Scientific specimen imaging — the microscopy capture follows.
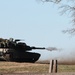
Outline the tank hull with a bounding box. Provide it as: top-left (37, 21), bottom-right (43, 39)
top-left (3, 51), bottom-right (41, 63)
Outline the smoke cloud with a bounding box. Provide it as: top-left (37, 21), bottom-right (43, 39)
top-left (46, 47), bottom-right (62, 51)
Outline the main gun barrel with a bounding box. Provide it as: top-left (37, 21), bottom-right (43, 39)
top-left (31, 46), bottom-right (45, 49)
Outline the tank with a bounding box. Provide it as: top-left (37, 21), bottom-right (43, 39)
top-left (0, 38), bottom-right (45, 62)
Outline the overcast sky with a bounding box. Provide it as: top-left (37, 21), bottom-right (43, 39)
top-left (0, 0), bottom-right (75, 50)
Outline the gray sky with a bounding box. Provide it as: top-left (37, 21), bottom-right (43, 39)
top-left (0, 0), bottom-right (75, 49)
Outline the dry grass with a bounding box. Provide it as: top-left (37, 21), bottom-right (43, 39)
top-left (58, 65), bottom-right (75, 72)
top-left (0, 61), bottom-right (75, 73)
top-left (0, 62), bottom-right (49, 73)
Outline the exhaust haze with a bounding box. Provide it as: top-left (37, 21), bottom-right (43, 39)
top-left (35, 47), bottom-right (75, 65)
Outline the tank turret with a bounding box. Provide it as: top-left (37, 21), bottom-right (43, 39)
top-left (0, 38), bottom-right (45, 51)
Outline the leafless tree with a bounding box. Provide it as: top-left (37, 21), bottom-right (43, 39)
top-left (39, 0), bottom-right (75, 34)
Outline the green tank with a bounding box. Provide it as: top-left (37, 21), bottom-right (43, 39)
top-left (0, 38), bottom-right (45, 62)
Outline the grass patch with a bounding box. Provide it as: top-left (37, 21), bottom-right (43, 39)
top-left (58, 65), bottom-right (75, 72)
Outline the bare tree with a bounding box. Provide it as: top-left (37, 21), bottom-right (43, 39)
top-left (39, 0), bottom-right (75, 34)
top-left (40, 0), bottom-right (61, 3)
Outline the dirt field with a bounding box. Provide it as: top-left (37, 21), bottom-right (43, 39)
top-left (0, 61), bottom-right (75, 74)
